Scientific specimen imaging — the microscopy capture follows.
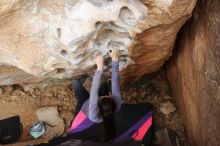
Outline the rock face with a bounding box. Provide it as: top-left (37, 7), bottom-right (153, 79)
top-left (167, 0), bottom-right (220, 145)
top-left (0, 0), bottom-right (196, 85)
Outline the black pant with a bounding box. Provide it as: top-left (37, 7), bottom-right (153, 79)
top-left (72, 80), bottom-right (110, 117)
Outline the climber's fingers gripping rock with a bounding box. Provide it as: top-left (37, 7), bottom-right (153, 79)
top-left (109, 46), bottom-right (119, 61)
top-left (95, 53), bottom-right (104, 71)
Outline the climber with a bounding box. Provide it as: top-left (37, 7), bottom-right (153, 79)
top-left (70, 46), bottom-right (121, 142)
top-left (35, 45), bottom-right (153, 146)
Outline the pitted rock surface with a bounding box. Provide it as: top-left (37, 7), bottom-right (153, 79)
top-left (0, 0), bottom-right (196, 85)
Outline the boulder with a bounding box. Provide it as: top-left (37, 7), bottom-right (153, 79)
top-left (0, 0), bottom-right (196, 85)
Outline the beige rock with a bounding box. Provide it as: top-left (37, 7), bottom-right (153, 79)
top-left (22, 84), bottom-right (35, 93)
top-left (160, 101), bottom-right (176, 115)
top-left (35, 106), bottom-right (63, 126)
top-left (164, 95), bottom-right (171, 100)
top-left (36, 106), bottom-right (65, 138)
top-left (35, 106), bottom-right (65, 138)
top-left (0, 0), bottom-right (196, 85)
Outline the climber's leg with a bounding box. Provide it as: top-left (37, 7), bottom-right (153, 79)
top-left (72, 79), bottom-right (90, 117)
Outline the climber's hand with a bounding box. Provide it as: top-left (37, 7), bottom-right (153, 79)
top-left (95, 53), bottom-right (104, 71)
top-left (109, 47), bottom-right (119, 61)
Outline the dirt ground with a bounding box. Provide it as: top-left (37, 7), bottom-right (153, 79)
top-left (0, 69), bottom-right (186, 145)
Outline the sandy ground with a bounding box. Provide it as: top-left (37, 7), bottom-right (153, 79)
top-left (0, 69), bottom-right (186, 145)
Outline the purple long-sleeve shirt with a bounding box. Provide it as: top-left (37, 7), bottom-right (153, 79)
top-left (81, 61), bottom-right (122, 123)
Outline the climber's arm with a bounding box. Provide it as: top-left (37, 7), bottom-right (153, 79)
top-left (112, 61), bottom-right (121, 112)
top-left (88, 54), bottom-right (103, 122)
top-left (109, 46), bottom-right (122, 112)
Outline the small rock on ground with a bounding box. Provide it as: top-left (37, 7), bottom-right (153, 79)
top-left (164, 95), bottom-right (171, 100)
top-left (36, 106), bottom-right (63, 126)
top-left (160, 101), bottom-right (176, 115)
top-left (35, 106), bottom-right (65, 138)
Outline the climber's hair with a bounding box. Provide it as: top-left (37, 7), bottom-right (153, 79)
top-left (98, 96), bottom-right (116, 142)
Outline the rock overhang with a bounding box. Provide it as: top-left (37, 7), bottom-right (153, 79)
top-left (0, 0), bottom-right (197, 85)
